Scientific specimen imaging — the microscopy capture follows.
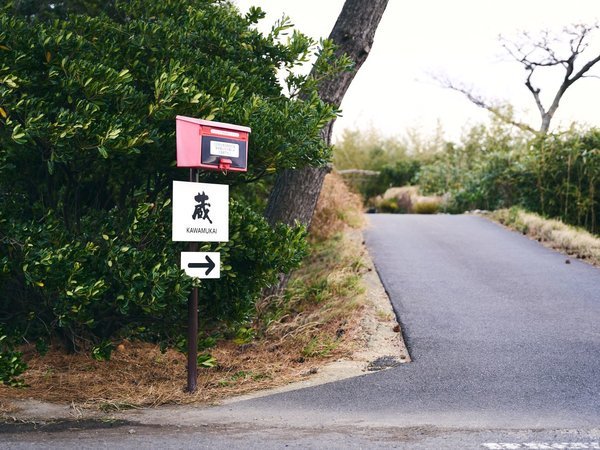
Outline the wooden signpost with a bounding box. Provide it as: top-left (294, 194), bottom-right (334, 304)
top-left (173, 117), bottom-right (250, 393)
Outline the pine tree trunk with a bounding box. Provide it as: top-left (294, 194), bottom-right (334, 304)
top-left (264, 164), bottom-right (331, 228)
top-left (264, 0), bottom-right (389, 293)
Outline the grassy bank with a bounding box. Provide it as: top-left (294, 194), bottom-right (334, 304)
top-left (488, 207), bottom-right (600, 266)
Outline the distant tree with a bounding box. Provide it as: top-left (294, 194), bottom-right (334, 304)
top-left (438, 23), bottom-right (600, 135)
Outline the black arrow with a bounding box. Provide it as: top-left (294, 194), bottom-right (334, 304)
top-left (188, 255), bottom-right (216, 276)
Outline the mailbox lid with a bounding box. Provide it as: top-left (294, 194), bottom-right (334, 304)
top-left (176, 115), bottom-right (251, 134)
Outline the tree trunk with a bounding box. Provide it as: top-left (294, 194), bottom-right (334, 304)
top-left (263, 0), bottom-right (389, 295)
top-left (264, 163), bottom-right (331, 227)
top-left (265, 0), bottom-right (389, 228)
top-left (539, 113), bottom-right (552, 135)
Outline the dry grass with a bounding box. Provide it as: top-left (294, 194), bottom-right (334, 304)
top-left (412, 199), bottom-right (440, 214)
top-left (375, 186), bottom-right (442, 214)
top-left (310, 172), bottom-right (364, 240)
top-left (0, 338), bottom-right (336, 411)
top-left (489, 208), bottom-right (600, 266)
top-left (0, 399), bottom-right (18, 414)
top-left (382, 186), bottom-right (420, 201)
top-left (0, 173), bottom-right (369, 412)
top-left (258, 233), bottom-right (367, 358)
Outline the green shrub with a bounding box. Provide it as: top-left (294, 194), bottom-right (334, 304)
top-left (523, 130), bottom-right (600, 233)
top-left (0, 330), bottom-right (27, 386)
top-left (417, 125), bottom-right (600, 232)
top-left (359, 159), bottom-right (421, 200)
top-left (0, 0), bottom-right (331, 354)
top-left (0, 194), bottom-right (307, 351)
top-left (333, 128), bottom-right (422, 199)
top-left (333, 128), bottom-right (409, 172)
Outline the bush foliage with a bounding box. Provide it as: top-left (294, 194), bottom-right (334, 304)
top-left (0, 328), bottom-right (27, 386)
top-left (333, 128), bottom-right (421, 199)
top-left (0, 0), bottom-right (336, 367)
top-left (418, 124), bottom-right (600, 233)
top-left (335, 120), bottom-right (599, 234)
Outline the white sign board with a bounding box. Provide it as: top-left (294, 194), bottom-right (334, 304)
top-left (172, 181), bottom-right (228, 242)
top-left (181, 252), bottom-right (220, 279)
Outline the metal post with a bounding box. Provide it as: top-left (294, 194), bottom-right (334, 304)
top-left (187, 168), bottom-right (199, 393)
top-left (187, 268), bottom-right (198, 393)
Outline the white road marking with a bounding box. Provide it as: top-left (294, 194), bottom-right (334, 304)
top-left (482, 444), bottom-right (600, 449)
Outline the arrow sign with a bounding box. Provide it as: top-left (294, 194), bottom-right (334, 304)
top-left (181, 252), bottom-right (220, 279)
top-left (187, 255), bottom-right (216, 276)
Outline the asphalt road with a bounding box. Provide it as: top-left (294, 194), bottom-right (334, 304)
top-left (3, 215), bottom-right (599, 449)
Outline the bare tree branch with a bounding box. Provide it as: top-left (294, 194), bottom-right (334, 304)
top-left (441, 22), bottom-right (600, 134)
top-left (433, 75), bottom-right (537, 134)
top-left (524, 67), bottom-right (545, 118)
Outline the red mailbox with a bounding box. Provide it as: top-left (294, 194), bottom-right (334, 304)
top-left (176, 115), bottom-right (251, 172)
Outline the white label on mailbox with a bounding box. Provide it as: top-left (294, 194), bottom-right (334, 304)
top-left (210, 141), bottom-right (239, 158)
top-left (172, 181), bottom-right (228, 242)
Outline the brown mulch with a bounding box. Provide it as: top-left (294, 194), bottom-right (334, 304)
top-left (0, 337), bottom-right (343, 411)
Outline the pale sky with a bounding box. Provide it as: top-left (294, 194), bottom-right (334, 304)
top-left (233, 0), bottom-right (600, 143)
